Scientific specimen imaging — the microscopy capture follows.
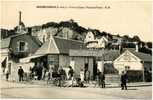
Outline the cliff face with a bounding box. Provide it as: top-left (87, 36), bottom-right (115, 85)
top-left (31, 20), bottom-right (88, 41)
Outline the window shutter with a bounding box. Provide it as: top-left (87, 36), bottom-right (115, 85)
top-left (17, 42), bottom-right (20, 52)
top-left (25, 42), bottom-right (28, 51)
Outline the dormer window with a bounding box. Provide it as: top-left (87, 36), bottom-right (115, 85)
top-left (17, 41), bottom-right (28, 52)
top-left (19, 41), bottom-right (25, 51)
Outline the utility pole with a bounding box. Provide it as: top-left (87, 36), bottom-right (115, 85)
top-left (142, 61), bottom-right (145, 82)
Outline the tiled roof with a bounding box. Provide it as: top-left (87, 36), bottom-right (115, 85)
top-left (54, 37), bottom-right (85, 54)
top-left (0, 38), bottom-right (11, 49)
top-left (0, 34), bottom-right (42, 49)
top-left (124, 48), bottom-right (152, 62)
top-left (30, 36), bottom-right (42, 46)
top-left (34, 38), bottom-right (55, 55)
top-left (34, 36), bottom-right (86, 55)
top-left (104, 50), bottom-right (120, 61)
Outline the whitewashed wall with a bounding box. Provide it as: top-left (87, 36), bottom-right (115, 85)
top-left (113, 50), bottom-right (145, 74)
top-left (86, 42), bottom-right (98, 48)
top-left (8, 61), bottom-right (34, 81)
top-left (84, 31), bottom-right (95, 43)
top-left (114, 61), bottom-right (143, 74)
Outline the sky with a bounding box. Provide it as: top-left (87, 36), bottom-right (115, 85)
top-left (1, 1), bottom-right (152, 42)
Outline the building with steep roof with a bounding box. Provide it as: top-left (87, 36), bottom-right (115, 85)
top-left (20, 36), bottom-right (86, 78)
top-left (0, 33), bottom-right (42, 81)
top-left (114, 49), bottom-right (152, 82)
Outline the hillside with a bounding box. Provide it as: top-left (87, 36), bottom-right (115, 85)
top-left (0, 19), bottom-right (152, 54)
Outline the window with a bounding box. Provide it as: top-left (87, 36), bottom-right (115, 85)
top-left (19, 41), bottom-right (25, 51)
top-left (17, 41), bottom-right (28, 52)
top-left (125, 66), bottom-right (130, 70)
top-left (113, 39), bottom-right (118, 43)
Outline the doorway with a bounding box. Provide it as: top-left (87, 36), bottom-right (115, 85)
top-left (93, 58), bottom-right (97, 80)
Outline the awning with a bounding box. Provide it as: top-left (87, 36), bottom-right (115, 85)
top-left (20, 54), bottom-right (45, 63)
top-left (0, 56), bottom-right (7, 63)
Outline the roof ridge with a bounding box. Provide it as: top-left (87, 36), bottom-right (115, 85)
top-left (127, 49), bottom-right (151, 56)
top-left (53, 36), bottom-right (83, 43)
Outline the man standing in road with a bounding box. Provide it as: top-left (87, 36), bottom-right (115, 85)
top-left (95, 69), bottom-right (101, 87)
top-left (121, 71), bottom-right (128, 90)
top-left (18, 66), bottom-right (24, 82)
top-left (101, 73), bottom-right (105, 88)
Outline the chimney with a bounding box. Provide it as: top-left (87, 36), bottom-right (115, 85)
top-left (135, 42), bottom-right (139, 52)
top-left (19, 11), bottom-right (22, 25)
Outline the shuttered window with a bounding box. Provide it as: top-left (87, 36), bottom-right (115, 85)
top-left (17, 41), bottom-right (28, 52)
top-left (19, 41), bottom-right (25, 51)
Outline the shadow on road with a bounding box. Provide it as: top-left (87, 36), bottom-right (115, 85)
top-left (126, 88), bottom-right (137, 90)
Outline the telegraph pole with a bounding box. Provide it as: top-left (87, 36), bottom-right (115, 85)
top-left (142, 61), bottom-right (145, 82)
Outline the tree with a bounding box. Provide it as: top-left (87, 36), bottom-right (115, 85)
top-left (132, 35), bottom-right (141, 42)
top-left (116, 34), bottom-right (120, 37)
top-left (123, 35), bottom-right (130, 41)
top-left (42, 22), bottom-right (59, 28)
top-left (139, 47), bottom-right (152, 55)
top-left (101, 31), bottom-right (107, 36)
top-left (146, 42), bottom-right (152, 48)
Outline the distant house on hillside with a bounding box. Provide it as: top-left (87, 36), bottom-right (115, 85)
top-left (31, 26), bottom-right (84, 43)
top-left (96, 36), bottom-right (108, 48)
top-left (110, 35), bottom-right (123, 50)
top-left (32, 27), bottom-right (58, 43)
top-left (57, 27), bottom-right (76, 39)
top-left (84, 31), bottom-right (109, 49)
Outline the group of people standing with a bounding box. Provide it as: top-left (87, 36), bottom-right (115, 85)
top-left (4, 64), bottom-right (128, 90)
top-left (4, 66), bottom-right (24, 82)
top-left (48, 66), bottom-right (67, 87)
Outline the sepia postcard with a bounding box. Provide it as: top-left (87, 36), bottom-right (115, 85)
top-left (0, 0), bottom-right (152, 99)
